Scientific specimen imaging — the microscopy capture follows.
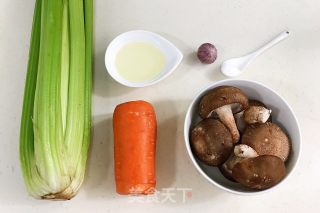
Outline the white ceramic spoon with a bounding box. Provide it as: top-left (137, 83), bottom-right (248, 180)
top-left (221, 31), bottom-right (290, 77)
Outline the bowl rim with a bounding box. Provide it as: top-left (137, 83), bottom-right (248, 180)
top-left (183, 79), bottom-right (301, 195)
top-left (104, 30), bottom-right (183, 88)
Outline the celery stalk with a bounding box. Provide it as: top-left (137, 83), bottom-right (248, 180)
top-left (20, 0), bottom-right (93, 200)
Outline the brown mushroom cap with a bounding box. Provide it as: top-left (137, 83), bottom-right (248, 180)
top-left (242, 122), bottom-right (290, 161)
top-left (191, 119), bottom-right (233, 166)
top-left (199, 86), bottom-right (249, 118)
top-left (231, 155), bottom-right (286, 190)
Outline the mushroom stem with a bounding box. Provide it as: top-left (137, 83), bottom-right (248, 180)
top-left (234, 144), bottom-right (258, 158)
top-left (215, 104), bottom-right (240, 143)
top-left (234, 111), bottom-right (246, 133)
top-left (243, 106), bottom-right (272, 124)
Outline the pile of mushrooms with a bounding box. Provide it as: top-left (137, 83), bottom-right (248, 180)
top-left (190, 86), bottom-right (290, 190)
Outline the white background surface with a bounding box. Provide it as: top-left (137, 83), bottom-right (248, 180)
top-left (0, 0), bottom-right (319, 212)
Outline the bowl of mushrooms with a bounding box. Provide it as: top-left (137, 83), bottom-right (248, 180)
top-left (184, 79), bottom-right (301, 195)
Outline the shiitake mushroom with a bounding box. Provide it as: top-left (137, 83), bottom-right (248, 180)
top-left (219, 144), bottom-right (258, 181)
top-left (243, 100), bottom-right (272, 124)
top-left (192, 86), bottom-right (291, 190)
top-left (242, 122), bottom-right (291, 162)
top-left (235, 99), bottom-right (272, 133)
top-left (191, 119), bottom-right (233, 166)
top-left (199, 86), bottom-right (249, 143)
top-left (231, 155), bottom-right (286, 190)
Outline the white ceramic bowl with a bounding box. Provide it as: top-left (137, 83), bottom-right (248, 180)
top-left (184, 79), bottom-right (301, 195)
top-left (105, 30), bottom-right (183, 87)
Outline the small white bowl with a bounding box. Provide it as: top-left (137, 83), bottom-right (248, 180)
top-left (105, 30), bottom-right (183, 87)
top-left (184, 79), bottom-right (301, 195)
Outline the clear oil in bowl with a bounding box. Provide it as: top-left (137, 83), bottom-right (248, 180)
top-left (115, 42), bottom-right (166, 82)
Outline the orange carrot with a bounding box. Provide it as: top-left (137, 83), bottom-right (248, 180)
top-left (113, 100), bottom-right (157, 195)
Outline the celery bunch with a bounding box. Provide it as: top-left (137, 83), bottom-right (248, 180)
top-left (20, 0), bottom-right (93, 200)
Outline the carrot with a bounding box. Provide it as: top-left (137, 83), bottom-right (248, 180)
top-left (113, 100), bottom-right (157, 195)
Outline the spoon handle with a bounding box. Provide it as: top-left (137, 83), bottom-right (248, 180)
top-left (250, 31), bottom-right (290, 58)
